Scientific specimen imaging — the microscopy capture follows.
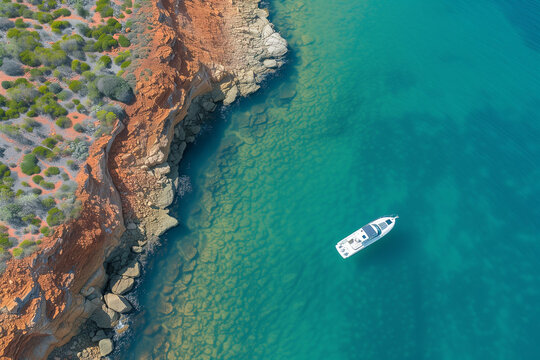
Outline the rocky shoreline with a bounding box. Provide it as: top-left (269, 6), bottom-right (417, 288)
top-left (2, 0), bottom-right (288, 358)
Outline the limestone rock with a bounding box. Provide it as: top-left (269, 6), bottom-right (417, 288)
top-left (263, 59), bottom-right (278, 68)
top-left (110, 276), bottom-right (135, 295)
top-left (121, 261), bottom-right (141, 278)
top-left (99, 338), bottom-right (114, 356)
top-left (223, 85), bottom-right (238, 105)
top-left (104, 293), bottom-right (133, 313)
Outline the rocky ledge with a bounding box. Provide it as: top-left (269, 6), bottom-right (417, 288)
top-left (0, 0), bottom-right (286, 358)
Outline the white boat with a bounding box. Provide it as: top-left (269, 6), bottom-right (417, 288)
top-left (335, 216), bottom-right (399, 259)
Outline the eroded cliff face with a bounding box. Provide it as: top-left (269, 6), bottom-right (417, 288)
top-left (0, 0), bottom-right (286, 358)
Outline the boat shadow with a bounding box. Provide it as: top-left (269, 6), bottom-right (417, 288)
top-left (350, 226), bottom-right (416, 269)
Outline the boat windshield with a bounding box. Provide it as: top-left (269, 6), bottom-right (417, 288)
top-left (372, 224), bottom-right (382, 235)
top-left (361, 224), bottom-right (378, 238)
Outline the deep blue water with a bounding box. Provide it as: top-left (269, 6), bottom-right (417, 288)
top-left (121, 0), bottom-right (540, 358)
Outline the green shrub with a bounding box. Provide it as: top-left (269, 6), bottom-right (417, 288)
top-left (6, 83), bottom-right (40, 105)
top-left (12, 247), bottom-right (23, 258)
top-left (94, 34), bottom-right (117, 52)
top-left (50, 20), bottom-right (70, 33)
top-left (32, 145), bottom-right (54, 159)
top-left (41, 197), bottom-right (55, 209)
top-left (120, 60), bottom-right (131, 69)
top-left (32, 174), bottom-right (43, 183)
top-left (98, 55), bottom-right (111, 68)
top-left (0, 234), bottom-right (12, 249)
top-left (34, 47), bottom-right (68, 67)
top-left (82, 71), bottom-right (95, 81)
top-left (19, 49), bottom-right (41, 67)
top-left (20, 154), bottom-right (40, 175)
top-left (56, 90), bottom-right (71, 101)
top-left (35, 12), bottom-right (53, 24)
top-left (40, 226), bottom-right (50, 236)
top-left (14, 18), bottom-right (28, 28)
top-left (6, 28), bottom-right (40, 51)
top-left (73, 123), bottom-right (85, 133)
top-left (75, 3), bottom-right (88, 18)
top-left (68, 80), bottom-right (83, 93)
top-left (21, 181), bottom-right (30, 187)
top-left (44, 166), bottom-right (60, 176)
top-left (31, 188), bottom-right (42, 195)
top-left (96, 76), bottom-right (134, 103)
top-left (36, 93), bottom-right (68, 117)
top-left (55, 116), bottom-right (72, 128)
top-left (118, 35), bottom-right (130, 47)
top-left (76, 104), bottom-right (85, 113)
top-left (40, 181), bottom-right (55, 189)
top-left (42, 137), bottom-right (58, 149)
top-left (52, 8), bottom-right (70, 18)
top-left (46, 207), bottom-right (65, 226)
top-left (19, 239), bottom-right (35, 248)
top-left (48, 82), bottom-right (62, 94)
top-left (1, 81), bottom-right (12, 90)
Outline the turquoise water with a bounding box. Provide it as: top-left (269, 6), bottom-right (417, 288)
top-left (121, 0), bottom-right (540, 359)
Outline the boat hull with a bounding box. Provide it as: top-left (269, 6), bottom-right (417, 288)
top-left (335, 216), bottom-right (398, 259)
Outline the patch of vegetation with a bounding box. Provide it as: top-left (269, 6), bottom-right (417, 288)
top-left (118, 35), bottom-right (130, 47)
top-left (32, 145), bottom-right (54, 159)
top-left (96, 76), bottom-right (134, 103)
top-left (44, 167), bottom-right (60, 176)
top-left (12, 247), bottom-right (23, 258)
top-left (71, 59), bottom-right (90, 73)
top-left (55, 116), bottom-right (72, 128)
top-left (20, 153), bottom-right (40, 175)
top-left (46, 207), bottom-right (65, 226)
top-left (32, 175), bottom-right (44, 184)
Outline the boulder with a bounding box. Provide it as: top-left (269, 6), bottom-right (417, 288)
top-left (110, 276), bottom-right (135, 295)
top-left (121, 261), bottom-right (141, 278)
top-left (104, 293), bottom-right (132, 313)
top-left (99, 338), bottom-right (114, 356)
top-left (92, 330), bottom-right (107, 342)
top-left (263, 59), bottom-right (278, 68)
top-left (91, 305), bottom-right (119, 329)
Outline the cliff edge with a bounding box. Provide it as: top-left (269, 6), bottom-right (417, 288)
top-left (0, 0), bottom-right (286, 358)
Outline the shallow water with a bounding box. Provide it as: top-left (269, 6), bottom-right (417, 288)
top-left (121, 0), bottom-right (540, 358)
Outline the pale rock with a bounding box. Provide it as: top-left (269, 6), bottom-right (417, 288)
top-left (131, 246), bottom-right (143, 253)
top-left (104, 293), bottom-right (133, 313)
top-left (263, 59), bottom-right (278, 68)
top-left (110, 276), bottom-right (135, 295)
top-left (99, 338), bottom-right (114, 356)
top-left (223, 85), bottom-right (239, 105)
top-left (261, 24), bottom-right (274, 38)
top-left (154, 182), bottom-right (174, 208)
top-left (122, 261), bottom-right (141, 278)
top-left (153, 163), bottom-right (171, 177)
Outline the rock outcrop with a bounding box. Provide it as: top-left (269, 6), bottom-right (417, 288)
top-left (0, 0), bottom-right (286, 358)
